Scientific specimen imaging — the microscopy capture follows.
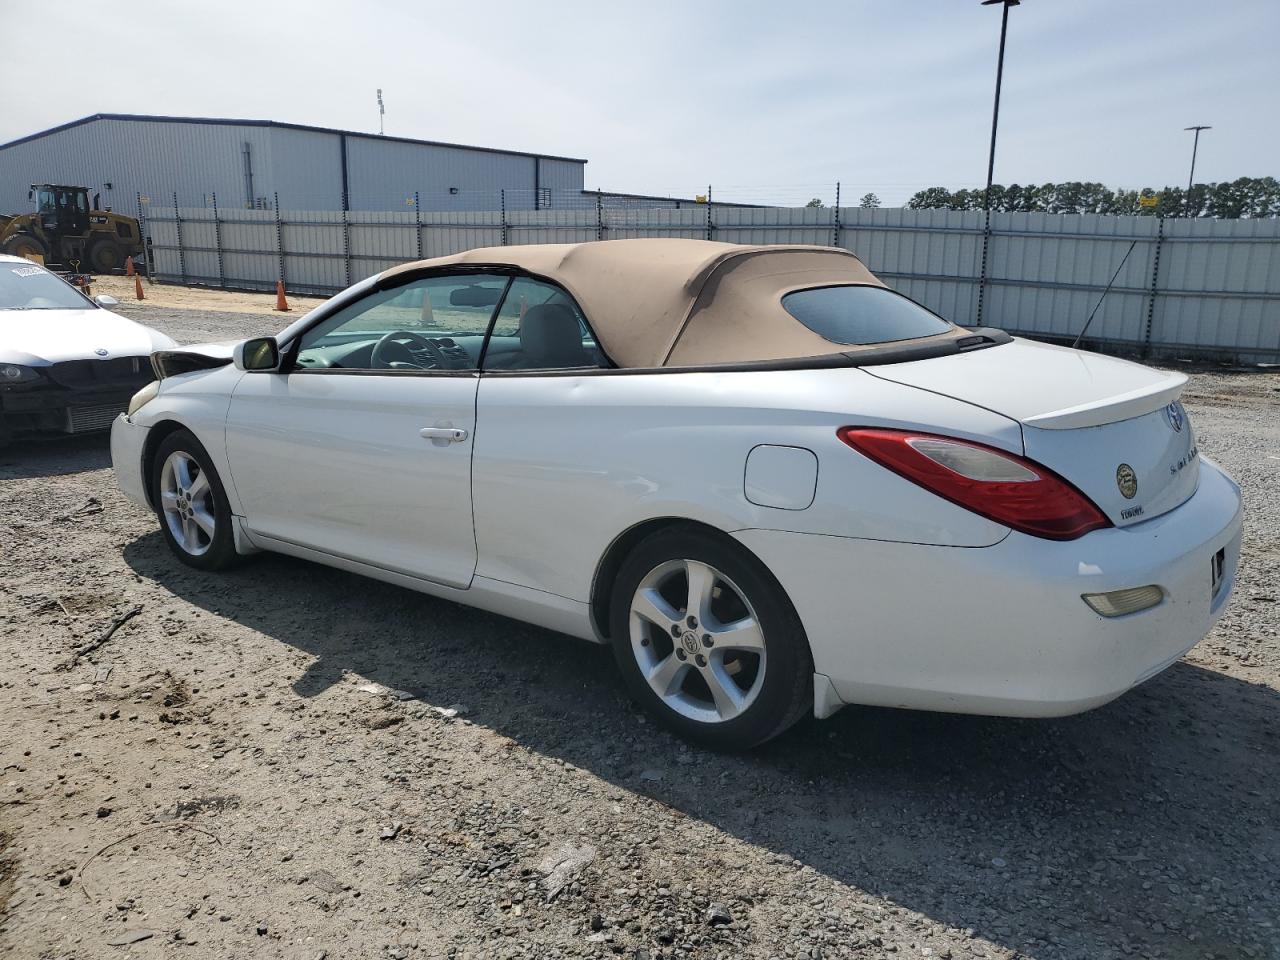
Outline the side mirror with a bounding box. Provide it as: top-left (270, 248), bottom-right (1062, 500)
top-left (93, 294), bottom-right (119, 307)
top-left (233, 337), bottom-right (281, 372)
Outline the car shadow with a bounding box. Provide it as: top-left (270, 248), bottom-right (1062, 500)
top-left (0, 433), bottom-right (112, 479)
top-left (122, 532), bottom-right (1278, 958)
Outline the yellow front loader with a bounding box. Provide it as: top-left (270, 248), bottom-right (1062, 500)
top-left (1, 184), bottom-right (144, 272)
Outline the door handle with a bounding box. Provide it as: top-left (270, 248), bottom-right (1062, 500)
top-left (419, 427), bottom-right (468, 442)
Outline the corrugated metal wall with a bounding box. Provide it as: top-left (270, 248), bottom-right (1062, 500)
top-left (266, 127), bottom-right (344, 209)
top-left (141, 204), bottom-right (1280, 363)
top-left (0, 117), bottom-right (587, 215)
top-left (343, 137), bottom-right (551, 211)
top-left (0, 118), bottom-right (276, 216)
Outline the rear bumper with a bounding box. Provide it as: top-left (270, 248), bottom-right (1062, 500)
top-left (736, 458), bottom-right (1243, 718)
top-left (110, 413), bottom-right (151, 509)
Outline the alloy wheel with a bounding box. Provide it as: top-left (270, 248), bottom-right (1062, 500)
top-left (159, 450), bottom-right (216, 556)
top-left (628, 558), bottom-right (767, 723)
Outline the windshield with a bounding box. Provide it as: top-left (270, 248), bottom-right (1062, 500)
top-left (781, 284), bottom-right (952, 345)
top-left (0, 262), bottom-right (94, 311)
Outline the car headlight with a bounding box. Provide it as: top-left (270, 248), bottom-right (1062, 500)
top-left (1, 363), bottom-right (40, 384)
top-left (127, 380), bottom-right (160, 416)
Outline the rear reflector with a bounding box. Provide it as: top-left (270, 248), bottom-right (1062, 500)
top-left (1082, 585), bottom-right (1164, 617)
top-left (838, 427), bottom-right (1111, 541)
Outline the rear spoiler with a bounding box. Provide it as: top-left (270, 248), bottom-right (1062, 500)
top-left (1021, 372), bottom-right (1188, 430)
top-left (151, 348), bottom-right (233, 380)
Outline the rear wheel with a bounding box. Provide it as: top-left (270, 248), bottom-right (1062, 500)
top-left (609, 527), bottom-right (812, 750)
top-left (151, 429), bottom-right (239, 571)
top-left (1, 233), bottom-right (48, 261)
top-left (88, 238), bottom-right (125, 272)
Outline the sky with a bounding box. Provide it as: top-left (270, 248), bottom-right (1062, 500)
top-left (2, 0), bottom-right (1276, 207)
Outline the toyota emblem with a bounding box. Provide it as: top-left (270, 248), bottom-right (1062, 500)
top-left (95, 348), bottom-right (109, 357)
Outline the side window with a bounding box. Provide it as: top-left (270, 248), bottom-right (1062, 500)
top-left (482, 277), bottom-right (606, 371)
top-left (293, 273), bottom-right (509, 372)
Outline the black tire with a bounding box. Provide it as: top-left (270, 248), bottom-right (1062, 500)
top-left (2, 233), bottom-right (48, 260)
top-left (609, 526), bottom-right (813, 751)
top-left (88, 238), bottom-right (125, 273)
top-left (150, 429), bottom-right (240, 571)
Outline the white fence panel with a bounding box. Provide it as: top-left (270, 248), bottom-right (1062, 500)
top-left (605, 208), bottom-right (706, 239)
top-left (141, 204), bottom-right (1279, 363)
top-left (421, 211), bottom-right (503, 259)
top-left (841, 208), bottom-right (983, 326)
top-left (1155, 218), bottom-right (1280, 359)
top-left (280, 210), bottom-right (345, 293)
top-left (717, 206), bottom-right (833, 246)
top-left (508, 208), bottom-right (598, 246)
top-left (349, 210), bottom-right (419, 279)
top-left (983, 212), bottom-right (1159, 345)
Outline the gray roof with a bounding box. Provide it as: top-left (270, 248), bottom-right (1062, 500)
top-left (0, 113), bottom-right (588, 165)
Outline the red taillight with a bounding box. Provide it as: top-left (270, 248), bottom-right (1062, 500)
top-left (837, 427), bottom-right (1111, 541)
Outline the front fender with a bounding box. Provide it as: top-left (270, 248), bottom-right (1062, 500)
top-left (129, 364), bottom-right (244, 514)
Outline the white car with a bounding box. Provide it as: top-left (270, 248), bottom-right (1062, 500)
top-left (110, 239), bottom-right (1242, 749)
top-left (0, 254), bottom-right (176, 443)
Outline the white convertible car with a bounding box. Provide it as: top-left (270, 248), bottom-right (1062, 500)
top-left (111, 239), bottom-right (1242, 749)
top-left (1, 254), bottom-right (176, 443)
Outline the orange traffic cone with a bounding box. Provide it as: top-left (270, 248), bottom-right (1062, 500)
top-left (134, 275), bottom-right (145, 300)
top-left (125, 256), bottom-right (135, 277)
top-left (274, 280), bottom-right (290, 312)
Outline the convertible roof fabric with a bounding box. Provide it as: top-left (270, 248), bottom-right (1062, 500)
top-left (378, 238), bottom-right (960, 368)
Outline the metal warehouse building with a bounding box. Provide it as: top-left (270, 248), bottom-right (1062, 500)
top-left (0, 113), bottom-right (588, 216)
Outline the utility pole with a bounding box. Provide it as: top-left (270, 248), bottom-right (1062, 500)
top-left (980, 0), bottom-right (1018, 213)
top-left (976, 0), bottom-right (1019, 326)
top-left (1183, 125), bottom-right (1210, 217)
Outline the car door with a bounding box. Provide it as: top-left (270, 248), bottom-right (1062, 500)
top-left (225, 271), bottom-right (511, 588)
top-left (471, 274), bottom-right (614, 598)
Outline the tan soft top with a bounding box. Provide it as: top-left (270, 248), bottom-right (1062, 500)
top-left (379, 238), bottom-right (959, 368)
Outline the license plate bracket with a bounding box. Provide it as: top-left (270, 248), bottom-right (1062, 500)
top-left (1210, 547), bottom-right (1226, 599)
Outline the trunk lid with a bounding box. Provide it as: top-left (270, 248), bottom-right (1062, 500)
top-left (868, 337), bottom-right (1198, 527)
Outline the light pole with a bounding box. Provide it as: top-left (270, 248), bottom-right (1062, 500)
top-left (1183, 125), bottom-right (1210, 217)
top-left (981, 0), bottom-right (1019, 212)
top-left (976, 0), bottom-right (1019, 325)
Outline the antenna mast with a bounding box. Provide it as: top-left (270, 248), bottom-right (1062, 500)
top-left (377, 89), bottom-right (385, 135)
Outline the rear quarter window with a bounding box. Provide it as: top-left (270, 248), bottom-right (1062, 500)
top-left (782, 285), bottom-right (952, 345)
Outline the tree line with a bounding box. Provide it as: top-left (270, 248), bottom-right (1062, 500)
top-left (904, 176), bottom-right (1279, 218)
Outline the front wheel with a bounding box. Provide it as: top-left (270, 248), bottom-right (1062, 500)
top-left (2, 233), bottom-right (48, 261)
top-left (609, 527), bottom-right (813, 750)
top-left (151, 429), bottom-right (240, 570)
top-left (88, 239), bottom-right (125, 272)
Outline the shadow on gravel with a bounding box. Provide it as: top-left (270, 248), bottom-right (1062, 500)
top-left (0, 434), bottom-right (112, 479)
top-left (124, 532), bottom-right (1279, 959)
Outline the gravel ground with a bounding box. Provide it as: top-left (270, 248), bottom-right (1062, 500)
top-left (1, 291), bottom-right (1278, 960)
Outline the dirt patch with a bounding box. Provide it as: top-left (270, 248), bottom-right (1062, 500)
top-left (0, 832), bottom-right (14, 922)
top-left (92, 274), bottom-right (328, 316)
top-left (0, 303), bottom-right (1277, 958)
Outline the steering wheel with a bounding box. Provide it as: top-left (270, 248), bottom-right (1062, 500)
top-left (371, 330), bottom-right (451, 370)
